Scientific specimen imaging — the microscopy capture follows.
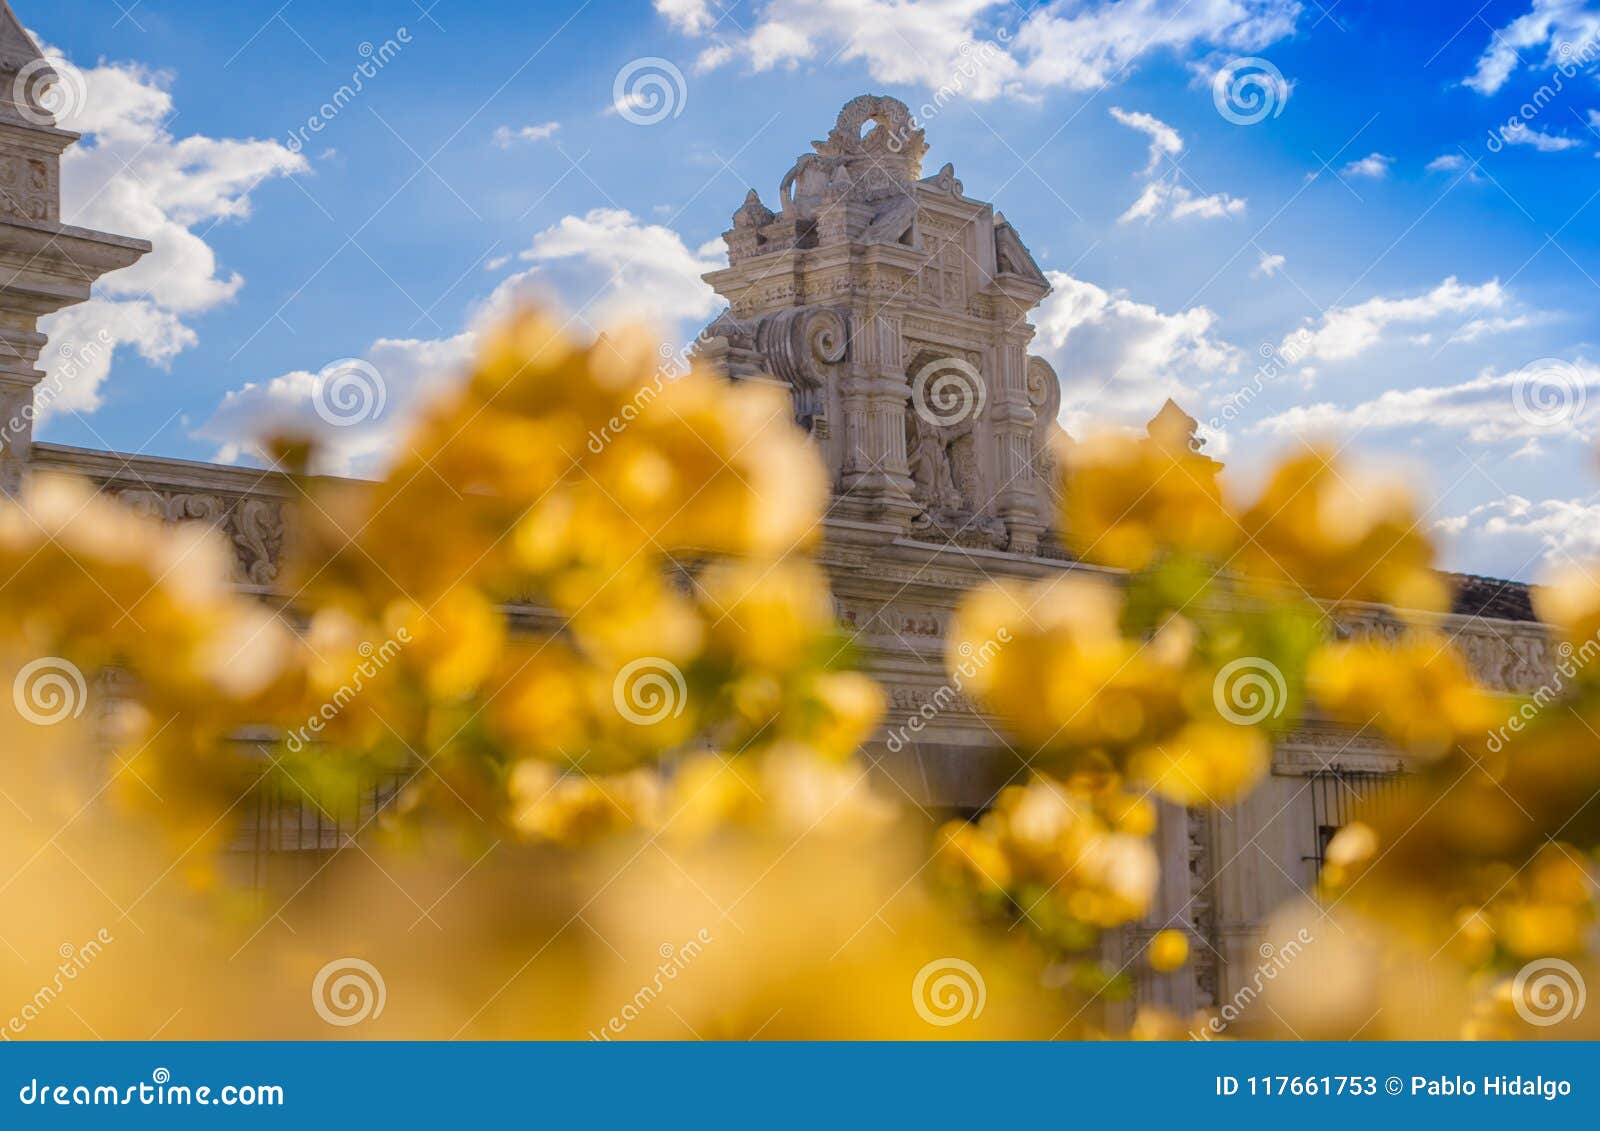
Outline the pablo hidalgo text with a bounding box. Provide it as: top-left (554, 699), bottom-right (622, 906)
top-left (1411, 1075), bottom-right (1572, 1100)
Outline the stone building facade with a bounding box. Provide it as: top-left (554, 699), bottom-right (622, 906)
top-left (0, 18), bottom-right (1555, 1023)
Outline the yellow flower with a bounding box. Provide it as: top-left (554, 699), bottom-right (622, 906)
top-left (1236, 448), bottom-right (1445, 613)
top-left (1060, 432), bottom-right (1235, 570)
top-left (508, 760), bottom-right (661, 844)
top-left (1129, 720), bottom-right (1270, 806)
top-left (1309, 632), bottom-right (1498, 759)
top-left (1148, 929), bottom-right (1190, 972)
top-left (1534, 562), bottom-right (1600, 650)
top-left (698, 559), bottom-right (835, 673)
top-left (805, 671), bottom-right (886, 759)
top-left (949, 574), bottom-right (1189, 757)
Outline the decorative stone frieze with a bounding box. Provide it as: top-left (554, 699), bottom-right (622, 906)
top-left (31, 444), bottom-right (290, 586)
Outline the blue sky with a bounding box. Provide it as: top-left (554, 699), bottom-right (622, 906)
top-left (25, 0), bottom-right (1600, 580)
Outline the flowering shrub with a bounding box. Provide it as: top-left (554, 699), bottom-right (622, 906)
top-left (0, 310), bottom-right (1592, 1039)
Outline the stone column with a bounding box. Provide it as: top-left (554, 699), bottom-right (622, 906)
top-left (988, 335), bottom-right (1043, 554)
top-left (838, 308), bottom-right (919, 526)
top-left (0, 314), bottom-right (46, 493)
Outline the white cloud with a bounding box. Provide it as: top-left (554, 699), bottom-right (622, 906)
top-left (1283, 277), bottom-right (1512, 364)
top-left (1253, 250), bottom-right (1286, 277)
top-left (1426, 153), bottom-right (1466, 172)
top-left (657, 0), bottom-right (716, 34)
top-left (1439, 494), bottom-right (1600, 579)
top-left (34, 45), bottom-right (304, 417)
top-left (1451, 315), bottom-right (1537, 343)
top-left (197, 209), bottom-right (722, 475)
top-left (664, 0), bottom-right (1301, 99)
top-left (1109, 106), bottom-right (1246, 223)
top-left (1252, 358), bottom-right (1600, 447)
top-left (1120, 181), bottom-right (1247, 222)
top-left (1014, 0), bottom-right (1302, 93)
top-left (492, 121), bottom-right (560, 147)
top-left (1032, 268), bottom-right (1240, 430)
top-left (675, 0), bottom-right (1023, 96)
top-left (1496, 121), bottom-right (1583, 151)
top-left (1341, 152), bottom-right (1392, 178)
top-left (515, 207), bottom-right (722, 330)
top-left (1464, 0), bottom-right (1600, 94)
top-left (197, 332), bottom-right (475, 476)
top-left (1109, 106), bottom-right (1182, 175)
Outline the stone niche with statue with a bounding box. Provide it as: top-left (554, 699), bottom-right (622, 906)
top-left (696, 94), bottom-right (1065, 555)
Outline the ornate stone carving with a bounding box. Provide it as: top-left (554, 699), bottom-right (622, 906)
top-left (1027, 355), bottom-right (1064, 513)
top-left (703, 94), bottom-right (1061, 543)
top-left (1332, 607), bottom-right (1554, 693)
top-left (1186, 807), bottom-right (1219, 1009)
top-left (105, 485), bottom-right (284, 585)
top-left (233, 498), bottom-right (287, 585)
top-left (755, 305), bottom-right (848, 429)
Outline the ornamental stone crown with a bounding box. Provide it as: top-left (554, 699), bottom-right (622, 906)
top-left (696, 93), bottom-right (1064, 555)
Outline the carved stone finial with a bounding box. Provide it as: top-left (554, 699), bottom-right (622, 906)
top-left (817, 94), bottom-right (926, 173)
top-left (724, 188), bottom-right (776, 261)
top-left (0, 1), bottom-right (55, 126)
top-left (924, 161), bottom-right (963, 196)
top-left (733, 188), bottom-right (773, 227)
top-left (1147, 398), bottom-right (1206, 455)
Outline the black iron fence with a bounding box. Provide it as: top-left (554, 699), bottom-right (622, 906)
top-left (1302, 765), bottom-right (1405, 882)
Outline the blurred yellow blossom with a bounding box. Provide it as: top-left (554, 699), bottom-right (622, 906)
top-left (1060, 431), bottom-right (1234, 570)
top-left (1309, 631), bottom-right (1500, 760)
top-left (1147, 929), bottom-right (1190, 973)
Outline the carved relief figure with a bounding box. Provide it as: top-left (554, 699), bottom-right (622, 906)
top-left (906, 412), bottom-right (964, 512)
